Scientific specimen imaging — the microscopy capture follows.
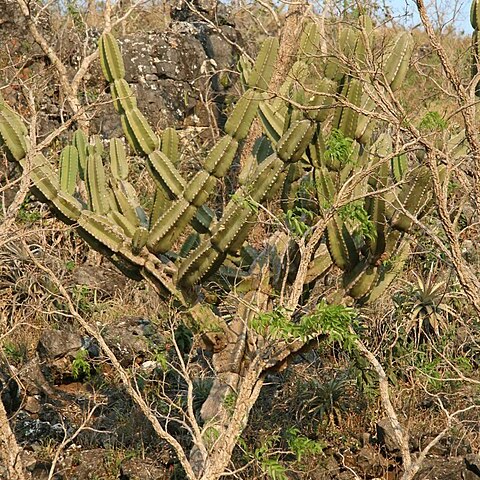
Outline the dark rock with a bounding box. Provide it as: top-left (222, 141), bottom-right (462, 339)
top-left (170, 0), bottom-right (232, 24)
top-left (465, 454), bottom-right (480, 476)
top-left (355, 444), bottom-right (389, 476)
top-left (71, 264), bottom-right (127, 296)
top-left (17, 356), bottom-right (55, 396)
top-left (414, 456), bottom-right (469, 479)
top-left (120, 457), bottom-right (168, 479)
top-left (0, 365), bottom-right (21, 414)
top-left (376, 418), bottom-right (401, 453)
top-left (59, 448), bottom-right (112, 479)
top-left (307, 455), bottom-right (340, 480)
top-left (24, 396), bottom-right (41, 415)
top-left (15, 409), bottom-right (65, 444)
top-left (102, 317), bottom-right (164, 366)
top-left (37, 330), bottom-right (83, 360)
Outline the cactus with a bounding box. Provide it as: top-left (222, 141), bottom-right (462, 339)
top-left (59, 146), bottom-right (79, 195)
top-left (383, 32), bottom-right (414, 91)
top-left (0, 18), bottom-right (442, 309)
top-left (85, 153), bottom-right (109, 215)
top-left (0, 104), bottom-right (29, 162)
top-left (242, 17), bottom-right (434, 304)
top-left (99, 33), bottom-right (125, 82)
top-left (110, 138), bottom-right (128, 181)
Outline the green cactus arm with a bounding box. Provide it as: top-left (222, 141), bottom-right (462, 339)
top-left (0, 107), bottom-right (29, 162)
top-left (177, 242), bottom-right (224, 287)
top-left (224, 90), bottom-right (265, 140)
top-left (446, 130), bottom-right (468, 158)
top-left (472, 0), bottom-right (480, 29)
top-left (354, 91), bottom-right (376, 144)
top-left (161, 127), bottom-right (180, 164)
top-left (343, 260), bottom-right (379, 299)
top-left (111, 79), bottom-right (137, 113)
top-left (59, 145), bottom-right (79, 195)
top-left (389, 166), bottom-right (432, 232)
top-left (332, 78), bottom-right (362, 140)
top-left (247, 37), bottom-right (279, 91)
top-left (178, 154), bottom-right (285, 286)
top-left (147, 199), bottom-right (196, 253)
top-left (132, 227), bottom-right (149, 255)
top-left (111, 179), bottom-right (141, 228)
top-left (180, 233), bottom-right (200, 258)
top-left (109, 210), bottom-right (137, 237)
top-left (326, 215), bottom-right (359, 271)
top-left (28, 154), bottom-right (61, 201)
top-left (78, 210), bottom-right (126, 252)
top-left (149, 187), bottom-right (168, 229)
top-left (315, 167), bottom-right (336, 206)
top-left (191, 205), bottom-right (215, 234)
top-left (258, 102), bottom-right (283, 144)
top-left (305, 244), bottom-right (333, 283)
top-left (110, 138), bottom-right (129, 180)
top-left (99, 33), bottom-right (126, 82)
top-left (363, 241), bottom-right (411, 303)
top-left (391, 153), bottom-right (408, 183)
top-left (305, 78), bottom-right (337, 123)
top-left (204, 136), bottom-right (239, 178)
top-left (85, 153), bottom-right (110, 215)
top-left (72, 130), bottom-right (88, 179)
top-left (383, 32), bottom-right (414, 91)
top-left (123, 107), bottom-right (159, 155)
top-left (276, 120), bottom-right (315, 164)
top-left (299, 22), bottom-right (321, 58)
top-left (146, 150), bottom-right (185, 199)
top-left (51, 191), bottom-right (83, 222)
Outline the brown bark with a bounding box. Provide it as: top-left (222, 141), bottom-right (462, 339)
top-left (0, 400), bottom-right (25, 480)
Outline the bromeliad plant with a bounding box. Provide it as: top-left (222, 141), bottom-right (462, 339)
top-left (0, 15), bottom-right (450, 480)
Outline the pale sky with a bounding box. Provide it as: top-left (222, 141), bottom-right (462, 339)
top-left (384, 0), bottom-right (472, 34)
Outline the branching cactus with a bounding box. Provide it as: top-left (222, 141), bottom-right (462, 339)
top-left (1, 34), bottom-right (318, 301)
top-left (0, 19), bottom-right (446, 308)
top-left (242, 17), bottom-right (442, 304)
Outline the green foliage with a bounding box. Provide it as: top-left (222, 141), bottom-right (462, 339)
top-left (296, 374), bottom-right (352, 424)
top-left (419, 111), bottom-right (447, 131)
top-left (260, 458), bottom-right (288, 480)
top-left (251, 434), bottom-right (288, 480)
top-left (71, 285), bottom-right (98, 314)
top-left (284, 206), bottom-right (314, 237)
top-left (174, 324), bottom-right (193, 354)
top-left (71, 349), bottom-right (91, 380)
top-left (192, 378), bottom-right (213, 412)
top-left (250, 302), bottom-right (357, 346)
top-left (18, 196), bottom-right (42, 223)
top-left (231, 193), bottom-right (259, 213)
top-left (285, 427), bottom-right (324, 461)
top-left (324, 129), bottom-right (354, 168)
top-left (394, 266), bottom-right (459, 344)
top-left (66, 0), bottom-right (85, 29)
top-left (3, 341), bottom-right (27, 364)
top-left (223, 392), bottom-right (237, 416)
top-left (204, 426), bottom-right (220, 447)
top-left (338, 201), bottom-right (376, 242)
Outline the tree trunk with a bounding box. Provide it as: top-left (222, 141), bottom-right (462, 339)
top-left (0, 399), bottom-right (25, 480)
